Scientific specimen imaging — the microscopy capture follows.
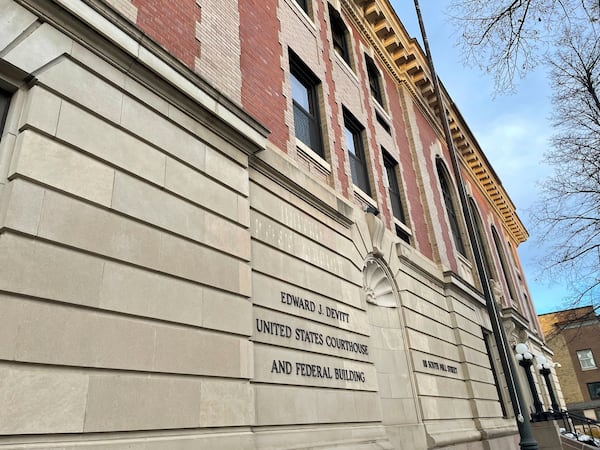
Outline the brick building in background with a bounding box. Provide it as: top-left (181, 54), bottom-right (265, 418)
top-left (0, 0), bottom-right (555, 449)
top-left (539, 307), bottom-right (600, 420)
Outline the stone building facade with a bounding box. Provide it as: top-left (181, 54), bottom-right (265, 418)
top-left (0, 0), bottom-right (553, 449)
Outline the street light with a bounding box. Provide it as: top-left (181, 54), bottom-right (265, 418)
top-left (515, 343), bottom-right (544, 420)
top-left (412, 0), bottom-right (540, 447)
top-left (535, 355), bottom-right (561, 413)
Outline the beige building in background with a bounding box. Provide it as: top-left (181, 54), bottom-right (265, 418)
top-left (540, 307), bottom-right (600, 420)
top-left (0, 0), bottom-right (555, 449)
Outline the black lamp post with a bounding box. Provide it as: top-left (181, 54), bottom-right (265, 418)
top-left (413, 1), bottom-right (539, 447)
top-left (535, 355), bottom-right (561, 413)
top-left (515, 343), bottom-right (544, 420)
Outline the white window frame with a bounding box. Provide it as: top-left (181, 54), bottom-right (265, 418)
top-left (577, 349), bottom-right (597, 370)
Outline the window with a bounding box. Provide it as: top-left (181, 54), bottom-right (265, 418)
top-left (588, 382), bottom-right (600, 400)
top-left (294, 0), bottom-right (309, 13)
top-left (468, 197), bottom-right (496, 283)
top-left (0, 89), bottom-right (10, 137)
top-left (329, 5), bottom-right (351, 66)
top-left (383, 150), bottom-right (410, 243)
top-left (383, 150), bottom-right (405, 223)
top-left (577, 349), bottom-right (597, 370)
top-left (376, 112), bottom-right (391, 134)
top-left (491, 226), bottom-right (518, 302)
top-left (436, 159), bottom-right (466, 255)
top-left (365, 54), bottom-right (383, 106)
top-left (343, 108), bottom-right (370, 195)
top-left (290, 51), bottom-right (323, 157)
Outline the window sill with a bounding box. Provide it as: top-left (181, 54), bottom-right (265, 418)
top-left (353, 184), bottom-right (377, 208)
top-left (581, 366), bottom-right (598, 371)
top-left (373, 99), bottom-right (389, 120)
top-left (334, 52), bottom-right (358, 84)
top-left (393, 218), bottom-right (412, 237)
top-left (296, 138), bottom-right (331, 173)
top-left (285, 0), bottom-right (317, 33)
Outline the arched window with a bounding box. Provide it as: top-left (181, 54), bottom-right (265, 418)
top-left (468, 197), bottom-right (496, 283)
top-left (491, 226), bottom-right (518, 303)
top-left (436, 159), bottom-right (466, 255)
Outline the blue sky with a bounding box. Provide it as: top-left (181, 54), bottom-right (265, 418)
top-left (389, 1), bottom-right (571, 314)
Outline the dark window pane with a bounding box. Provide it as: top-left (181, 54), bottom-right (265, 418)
top-left (383, 152), bottom-right (406, 224)
top-left (376, 112), bottom-right (391, 134)
top-left (491, 226), bottom-right (518, 302)
top-left (329, 6), bottom-right (350, 65)
top-left (469, 197), bottom-right (495, 281)
top-left (366, 55), bottom-right (383, 105)
top-left (0, 89), bottom-right (10, 137)
top-left (344, 109), bottom-right (370, 195)
top-left (589, 382), bottom-right (600, 400)
top-left (295, 0), bottom-right (308, 13)
top-left (437, 160), bottom-right (466, 255)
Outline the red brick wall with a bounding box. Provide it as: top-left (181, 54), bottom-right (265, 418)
top-left (352, 31), bottom-right (388, 226)
top-left (413, 102), bottom-right (458, 270)
top-left (238, 0), bottom-right (288, 151)
top-left (384, 73), bottom-right (433, 259)
top-left (132, 0), bottom-right (200, 69)
top-left (318, 4), bottom-right (349, 196)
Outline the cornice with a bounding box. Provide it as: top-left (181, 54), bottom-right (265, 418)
top-left (345, 0), bottom-right (529, 244)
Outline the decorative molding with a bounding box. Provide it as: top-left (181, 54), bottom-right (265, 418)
top-left (363, 257), bottom-right (397, 307)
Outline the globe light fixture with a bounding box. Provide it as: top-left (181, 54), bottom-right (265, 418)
top-left (535, 354), bottom-right (561, 412)
top-left (515, 343), bottom-right (544, 420)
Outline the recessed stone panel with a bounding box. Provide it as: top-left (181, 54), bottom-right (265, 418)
top-left (56, 101), bottom-right (167, 186)
top-left (414, 372), bottom-right (469, 398)
top-left (251, 209), bottom-right (358, 283)
top-left (250, 182), bottom-right (339, 247)
top-left (403, 309), bottom-right (455, 343)
top-left (254, 384), bottom-right (382, 426)
top-left (420, 397), bottom-right (472, 420)
top-left (252, 240), bottom-right (361, 306)
top-left (19, 86), bottom-right (61, 134)
top-left (4, 23), bottom-right (72, 74)
top-left (120, 95), bottom-right (206, 171)
top-left (1, 179), bottom-right (45, 236)
top-left (11, 130), bottom-right (115, 207)
top-left (0, 2), bottom-right (37, 52)
top-left (0, 363), bottom-right (88, 434)
top-left (99, 260), bottom-right (204, 328)
top-left (83, 373), bottom-right (202, 432)
top-left (165, 157), bottom-right (246, 223)
top-left (0, 233), bottom-right (104, 308)
top-left (37, 57), bottom-right (124, 124)
top-left (406, 329), bottom-right (460, 362)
